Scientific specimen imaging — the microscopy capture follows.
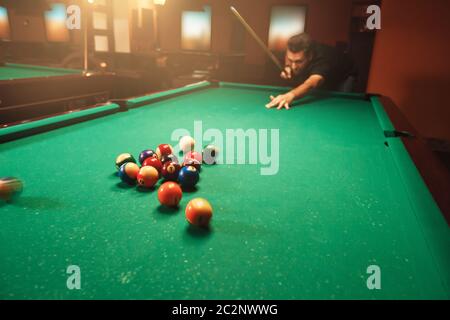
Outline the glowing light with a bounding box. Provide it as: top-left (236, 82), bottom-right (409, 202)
top-left (0, 6), bottom-right (11, 39)
top-left (268, 6), bottom-right (306, 51)
top-left (139, 0), bottom-right (153, 8)
top-left (154, 0), bottom-right (166, 5)
top-left (94, 35), bottom-right (109, 52)
top-left (0, 6), bottom-right (8, 19)
top-left (45, 4), bottom-right (69, 42)
top-left (93, 12), bottom-right (107, 30)
top-left (181, 6), bottom-right (211, 51)
top-left (45, 4), bottom-right (66, 23)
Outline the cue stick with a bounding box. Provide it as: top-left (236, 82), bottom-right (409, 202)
top-left (230, 6), bottom-right (284, 71)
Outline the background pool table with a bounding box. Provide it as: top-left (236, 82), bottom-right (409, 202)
top-left (0, 63), bottom-right (81, 81)
top-left (0, 63), bottom-right (114, 125)
top-left (0, 82), bottom-right (449, 300)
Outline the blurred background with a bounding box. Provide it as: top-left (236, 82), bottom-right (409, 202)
top-left (0, 0), bottom-right (449, 148)
top-left (0, 0), bottom-right (381, 93)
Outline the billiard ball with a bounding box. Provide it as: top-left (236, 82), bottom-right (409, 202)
top-left (184, 151), bottom-right (202, 163)
top-left (160, 154), bottom-right (179, 165)
top-left (118, 162), bottom-right (140, 185)
top-left (185, 198), bottom-right (213, 228)
top-left (157, 181), bottom-right (182, 207)
top-left (156, 144), bottom-right (173, 159)
top-left (182, 158), bottom-right (201, 172)
top-left (0, 177), bottom-right (23, 202)
top-left (139, 149), bottom-right (157, 165)
top-left (202, 145), bottom-right (219, 165)
top-left (179, 136), bottom-right (195, 153)
top-left (178, 166), bottom-right (199, 188)
top-left (115, 153), bottom-right (136, 171)
top-left (137, 166), bottom-right (159, 188)
top-left (142, 157), bottom-right (163, 174)
top-left (162, 161), bottom-right (181, 181)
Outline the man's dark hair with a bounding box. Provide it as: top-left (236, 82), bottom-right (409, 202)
top-left (287, 33), bottom-right (312, 55)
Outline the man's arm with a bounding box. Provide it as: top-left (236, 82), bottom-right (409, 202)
top-left (290, 74), bottom-right (324, 99)
top-left (265, 74), bottom-right (324, 110)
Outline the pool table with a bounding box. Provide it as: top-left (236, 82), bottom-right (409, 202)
top-left (0, 63), bottom-right (114, 125)
top-left (0, 81), bottom-right (449, 300)
top-left (0, 63), bottom-right (81, 81)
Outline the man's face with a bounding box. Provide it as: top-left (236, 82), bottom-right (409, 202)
top-left (285, 50), bottom-right (310, 75)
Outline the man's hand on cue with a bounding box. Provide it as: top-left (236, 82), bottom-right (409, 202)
top-left (280, 66), bottom-right (292, 80)
top-left (265, 92), bottom-right (296, 110)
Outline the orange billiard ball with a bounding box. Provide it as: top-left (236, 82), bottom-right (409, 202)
top-left (137, 166), bottom-right (159, 188)
top-left (157, 181), bottom-right (182, 207)
top-left (185, 198), bottom-right (213, 228)
top-left (0, 177), bottom-right (23, 202)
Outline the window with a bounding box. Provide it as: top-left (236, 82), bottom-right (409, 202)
top-left (112, 0), bottom-right (130, 53)
top-left (93, 11), bottom-right (108, 30)
top-left (181, 6), bottom-right (211, 51)
top-left (45, 3), bottom-right (70, 42)
top-left (268, 6), bottom-right (307, 51)
top-left (94, 35), bottom-right (109, 52)
top-left (0, 6), bottom-right (10, 40)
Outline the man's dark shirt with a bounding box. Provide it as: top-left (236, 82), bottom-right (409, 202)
top-left (289, 42), bottom-right (356, 91)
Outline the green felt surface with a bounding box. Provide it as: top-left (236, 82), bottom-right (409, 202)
top-left (0, 83), bottom-right (449, 299)
top-left (0, 63), bottom-right (80, 81)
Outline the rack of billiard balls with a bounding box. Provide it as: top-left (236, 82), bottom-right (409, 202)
top-left (115, 139), bottom-right (218, 228)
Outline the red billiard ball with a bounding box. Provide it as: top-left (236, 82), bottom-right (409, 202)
top-left (184, 151), bottom-right (202, 163)
top-left (137, 166), bottom-right (159, 188)
top-left (158, 182), bottom-right (182, 207)
top-left (156, 144), bottom-right (174, 159)
top-left (162, 161), bottom-right (181, 181)
top-left (185, 198), bottom-right (213, 228)
top-left (142, 157), bottom-right (163, 174)
top-left (160, 154), bottom-right (179, 165)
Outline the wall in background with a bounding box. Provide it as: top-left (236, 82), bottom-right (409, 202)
top-left (2, 0), bottom-right (354, 63)
top-left (159, 0), bottom-right (353, 66)
top-left (8, 10), bottom-right (47, 42)
top-left (367, 0), bottom-right (450, 141)
top-left (1, 0), bottom-right (361, 84)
